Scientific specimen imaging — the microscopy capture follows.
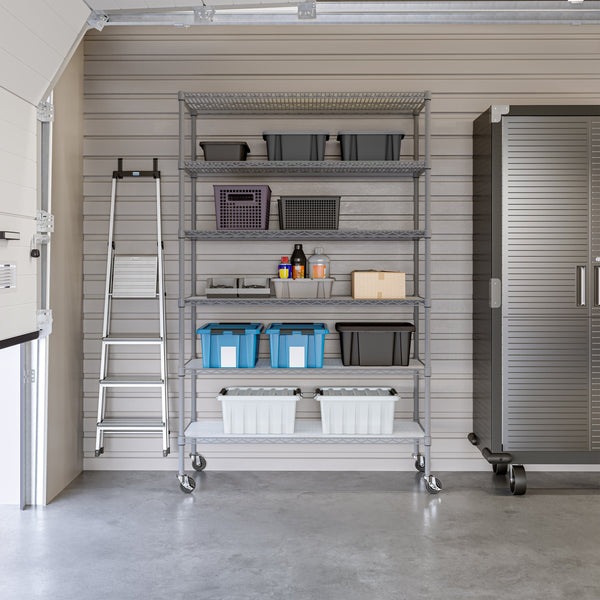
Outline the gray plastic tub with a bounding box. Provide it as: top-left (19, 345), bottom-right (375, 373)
top-left (200, 141), bottom-right (250, 161)
top-left (335, 322), bottom-right (415, 366)
top-left (263, 131), bottom-right (329, 161)
top-left (337, 131), bottom-right (405, 161)
top-left (270, 278), bottom-right (334, 299)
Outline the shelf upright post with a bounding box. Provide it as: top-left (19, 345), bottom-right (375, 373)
top-left (190, 112), bottom-right (198, 460)
top-left (177, 94), bottom-right (187, 480)
top-left (412, 104), bottom-right (421, 459)
top-left (423, 92), bottom-right (432, 479)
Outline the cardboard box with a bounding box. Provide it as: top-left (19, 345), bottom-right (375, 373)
top-left (351, 271), bottom-right (406, 299)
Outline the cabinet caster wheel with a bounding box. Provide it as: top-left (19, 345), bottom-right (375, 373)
top-left (178, 474), bottom-right (196, 493)
top-left (414, 454), bottom-right (425, 473)
top-left (424, 475), bottom-right (442, 494)
top-left (493, 463), bottom-right (508, 475)
top-left (509, 465), bottom-right (526, 495)
top-left (191, 454), bottom-right (207, 472)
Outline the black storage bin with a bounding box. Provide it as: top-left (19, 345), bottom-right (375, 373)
top-left (335, 322), bottom-right (415, 366)
top-left (200, 141), bottom-right (250, 161)
top-left (263, 132), bottom-right (329, 161)
top-left (278, 196), bottom-right (340, 230)
top-left (337, 131), bottom-right (405, 161)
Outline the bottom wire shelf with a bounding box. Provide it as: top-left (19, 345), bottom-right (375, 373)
top-left (184, 419), bottom-right (425, 444)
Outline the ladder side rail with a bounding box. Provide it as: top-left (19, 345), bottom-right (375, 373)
top-left (102, 177), bottom-right (118, 338)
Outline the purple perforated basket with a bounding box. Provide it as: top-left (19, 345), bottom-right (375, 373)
top-left (213, 185), bottom-right (271, 230)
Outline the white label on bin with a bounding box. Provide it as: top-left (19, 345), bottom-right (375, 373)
top-left (289, 346), bottom-right (305, 368)
top-left (221, 346), bottom-right (237, 368)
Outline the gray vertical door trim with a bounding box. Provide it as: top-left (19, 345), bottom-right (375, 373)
top-left (502, 116), bottom-right (591, 451)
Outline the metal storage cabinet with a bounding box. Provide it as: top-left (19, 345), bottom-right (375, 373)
top-left (470, 105), bottom-right (600, 495)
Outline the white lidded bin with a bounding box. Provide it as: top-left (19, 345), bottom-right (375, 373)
top-left (315, 387), bottom-right (399, 434)
top-left (218, 387), bottom-right (302, 434)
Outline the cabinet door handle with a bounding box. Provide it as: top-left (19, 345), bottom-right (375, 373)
top-left (577, 266), bottom-right (586, 307)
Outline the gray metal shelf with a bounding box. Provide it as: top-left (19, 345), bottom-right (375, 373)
top-left (184, 160), bottom-right (426, 178)
top-left (177, 89), bottom-right (436, 492)
top-left (180, 91), bottom-right (428, 116)
top-left (184, 419), bottom-right (425, 444)
top-left (184, 357), bottom-right (425, 375)
top-left (185, 295), bottom-right (424, 307)
top-left (184, 229), bottom-right (427, 241)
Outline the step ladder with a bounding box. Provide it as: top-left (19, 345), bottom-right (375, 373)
top-left (95, 158), bottom-right (170, 457)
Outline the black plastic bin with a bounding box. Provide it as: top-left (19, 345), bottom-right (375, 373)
top-left (263, 132), bottom-right (329, 161)
top-left (200, 141), bottom-right (250, 161)
top-left (335, 322), bottom-right (415, 366)
top-left (337, 131), bottom-right (405, 161)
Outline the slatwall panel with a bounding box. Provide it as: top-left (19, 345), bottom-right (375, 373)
top-left (591, 121), bottom-right (600, 451)
top-left (83, 24), bottom-right (600, 471)
top-left (502, 117), bottom-right (590, 451)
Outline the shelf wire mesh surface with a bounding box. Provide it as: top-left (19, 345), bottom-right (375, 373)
top-left (184, 160), bottom-right (426, 178)
top-left (184, 230), bottom-right (426, 241)
top-left (185, 296), bottom-right (424, 306)
top-left (184, 357), bottom-right (425, 374)
top-left (181, 91), bottom-right (428, 115)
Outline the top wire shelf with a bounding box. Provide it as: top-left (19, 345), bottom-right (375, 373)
top-left (180, 91), bottom-right (429, 116)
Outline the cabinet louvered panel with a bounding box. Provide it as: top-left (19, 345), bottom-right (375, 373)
top-left (503, 116), bottom-right (591, 452)
top-left (592, 317), bottom-right (600, 451)
top-left (503, 117), bottom-right (590, 318)
top-left (591, 121), bottom-right (600, 450)
top-left (503, 319), bottom-right (590, 451)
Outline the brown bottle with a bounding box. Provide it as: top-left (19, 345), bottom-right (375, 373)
top-left (291, 244), bottom-right (306, 279)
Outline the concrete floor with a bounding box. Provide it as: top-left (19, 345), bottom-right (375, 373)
top-left (1, 471), bottom-right (599, 600)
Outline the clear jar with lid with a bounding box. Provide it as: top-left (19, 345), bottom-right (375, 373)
top-left (308, 247), bottom-right (330, 279)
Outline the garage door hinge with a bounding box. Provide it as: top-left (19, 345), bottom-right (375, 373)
top-left (37, 101), bottom-right (54, 123)
top-left (23, 369), bottom-right (35, 384)
top-left (34, 210), bottom-right (54, 246)
top-left (37, 309), bottom-right (53, 338)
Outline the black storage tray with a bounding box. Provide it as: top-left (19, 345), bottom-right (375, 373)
top-left (335, 322), bottom-right (415, 367)
top-left (200, 141), bottom-right (250, 161)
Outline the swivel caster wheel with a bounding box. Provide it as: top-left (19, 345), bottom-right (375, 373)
top-left (178, 474), bottom-right (196, 494)
top-left (414, 454), bottom-right (425, 473)
top-left (509, 465), bottom-right (526, 495)
top-left (493, 463), bottom-right (508, 476)
top-left (191, 454), bottom-right (207, 472)
top-left (424, 475), bottom-right (443, 495)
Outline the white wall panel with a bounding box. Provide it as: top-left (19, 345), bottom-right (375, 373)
top-left (83, 23), bottom-right (600, 472)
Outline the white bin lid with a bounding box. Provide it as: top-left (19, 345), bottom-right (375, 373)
top-left (218, 386), bottom-right (301, 400)
top-left (315, 387), bottom-right (399, 401)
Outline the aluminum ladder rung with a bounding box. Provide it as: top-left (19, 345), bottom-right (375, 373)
top-left (102, 335), bottom-right (163, 345)
top-left (97, 418), bottom-right (166, 431)
top-left (99, 376), bottom-right (164, 387)
top-left (96, 158), bottom-right (169, 458)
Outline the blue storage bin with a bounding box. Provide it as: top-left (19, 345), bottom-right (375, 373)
top-left (265, 323), bottom-right (329, 368)
top-left (197, 323), bottom-right (263, 368)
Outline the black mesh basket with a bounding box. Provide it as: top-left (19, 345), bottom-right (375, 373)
top-left (278, 196), bottom-right (340, 230)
